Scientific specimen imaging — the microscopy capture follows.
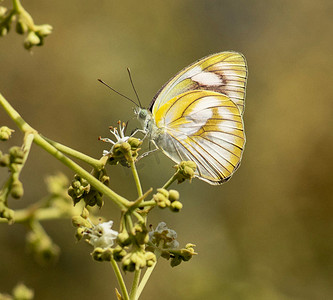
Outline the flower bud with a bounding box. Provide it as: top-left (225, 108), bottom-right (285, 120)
top-left (0, 126), bottom-right (14, 141)
top-left (156, 188), bottom-right (169, 198)
top-left (0, 153), bottom-right (10, 167)
top-left (168, 189), bottom-right (179, 202)
top-left (0, 6), bottom-right (8, 17)
top-left (0, 27), bottom-right (8, 37)
top-left (36, 24), bottom-right (53, 36)
top-left (11, 180), bottom-right (24, 199)
top-left (2, 207), bottom-right (14, 221)
top-left (170, 200), bottom-right (183, 212)
top-left (174, 161), bottom-right (197, 183)
top-left (72, 215), bottom-right (92, 228)
top-left (113, 245), bottom-right (127, 262)
top-left (75, 227), bottom-right (85, 241)
top-left (145, 251), bottom-right (156, 267)
top-left (9, 146), bottom-right (24, 164)
top-left (117, 231), bottom-right (131, 247)
top-left (127, 137), bottom-right (142, 149)
top-left (24, 31), bottom-right (41, 49)
top-left (12, 283), bottom-right (34, 300)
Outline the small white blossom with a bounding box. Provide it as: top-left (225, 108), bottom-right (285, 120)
top-left (149, 222), bottom-right (179, 249)
top-left (88, 221), bottom-right (118, 249)
top-left (100, 121), bottom-right (144, 156)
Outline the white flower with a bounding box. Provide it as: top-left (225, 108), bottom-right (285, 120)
top-left (88, 221), bottom-right (118, 249)
top-left (100, 121), bottom-right (144, 156)
top-left (149, 222), bottom-right (179, 249)
top-left (100, 121), bottom-right (130, 156)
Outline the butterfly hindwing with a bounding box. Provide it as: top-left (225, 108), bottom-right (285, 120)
top-left (149, 51), bottom-right (247, 116)
top-left (151, 90), bottom-right (245, 184)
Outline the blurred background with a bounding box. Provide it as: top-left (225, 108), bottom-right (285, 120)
top-left (1, 0), bottom-right (332, 299)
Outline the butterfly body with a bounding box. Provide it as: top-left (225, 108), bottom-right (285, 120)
top-left (137, 51), bottom-right (247, 185)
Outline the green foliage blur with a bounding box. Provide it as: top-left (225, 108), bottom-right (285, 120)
top-left (0, 0), bottom-right (332, 299)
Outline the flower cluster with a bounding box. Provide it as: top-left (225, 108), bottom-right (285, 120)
top-left (0, 2), bottom-right (52, 50)
top-left (174, 161), bottom-right (197, 183)
top-left (0, 142), bottom-right (26, 222)
top-left (100, 121), bottom-right (143, 166)
top-left (153, 188), bottom-right (183, 212)
top-left (68, 172), bottom-right (109, 208)
top-left (147, 222), bottom-right (197, 267)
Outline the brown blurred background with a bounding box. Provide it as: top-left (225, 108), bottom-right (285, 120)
top-left (1, 0), bottom-right (332, 299)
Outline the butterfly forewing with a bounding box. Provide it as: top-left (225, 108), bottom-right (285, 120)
top-left (150, 51), bottom-right (247, 116)
top-left (151, 90), bottom-right (245, 184)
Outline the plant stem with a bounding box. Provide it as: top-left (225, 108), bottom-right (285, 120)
top-left (0, 93), bottom-right (130, 209)
top-left (110, 258), bottom-right (129, 300)
top-left (129, 270), bottom-right (141, 300)
top-left (12, 0), bottom-right (23, 12)
top-left (135, 249), bottom-right (161, 300)
top-left (42, 136), bottom-right (104, 170)
top-left (162, 172), bottom-right (178, 189)
top-left (129, 160), bottom-right (143, 198)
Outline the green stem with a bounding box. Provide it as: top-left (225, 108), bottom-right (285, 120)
top-left (162, 172), bottom-right (178, 189)
top-left (42, 135), bottom-right (104, 170)
top-left (12, 0), bottom-right (23, 12)
top-left (129, 160), bottom-right (143, 198)
top-left (0, 93), bottom-right (130, 209)
top-left (135, 250), bottom-right (161, 300)
top-left (110, 258), bottom-right (129, 300)
top-left (129, 270), bottom-right (141, 300)
top-left (34, 134), bottom-right (130, 209)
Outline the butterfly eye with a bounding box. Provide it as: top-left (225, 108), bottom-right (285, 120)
top-left (138, 109), bottom-right (147, 120)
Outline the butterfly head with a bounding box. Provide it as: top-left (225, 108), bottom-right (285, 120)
top-left (135, 107), bottom-right (152, 132)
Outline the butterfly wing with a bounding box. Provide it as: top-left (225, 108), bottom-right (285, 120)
top-left (149, 51), bottom-right (247, 115)
top-left (151, 90), bottom-right (245, 185)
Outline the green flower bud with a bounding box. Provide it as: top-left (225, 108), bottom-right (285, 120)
top-left (153, 189), bottom-right (171, 208)
top-left (11, 180), bottom-right (24, 199)
top-left (122, 257), bottom-right (136, 272)
top-left (24, 31), bottom-right (41, 49)
top-left (127, 137), bottom-right (142, 149)
top-left (145, 251), bottom-right (156, 267)
top-left (174, 161), bottom-right (197, 183)
top-left (92, 247), bottom-right (113, 262)
top-left (75, 227), bottom-right (85, 241)
top-left (12, 283), bottom-right (34, 300)
top-left (0, 27), bottom-right (8, 37)
top-left (168, 189), bottom-right (180, 202)
top-left (0, 153), bottom-right (10, 167)
top-left (26, 231), bottom-right (60, 263)
top-left (113, 245), bottom-right (127, 262)
top-left (170, 200), bottom-right (183, 212)
top-left (117, 231), bottom-right (131, 247)
top-left (72, 216), bottom-right (92, 228)
top-left (156, 188), bottom-right (169, 198)
top-left (133, 223), bottom-right (149, 245)
top-left (9, 146), bottom-right (24, 164)
top-left (0, 126), bottom-right (14, 141)
top-left (2, 207), bottom-right (14, 221)
top-left (36, 24), bottom-right (53, 36)
top-left (0, 6), bottom-right (8, 17)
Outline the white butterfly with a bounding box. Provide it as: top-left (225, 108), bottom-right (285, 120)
top-left (136, 51), bottom-right (247, 185)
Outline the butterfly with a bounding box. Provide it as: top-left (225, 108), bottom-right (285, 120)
top-left (136, 51), bottom-right (247, 185)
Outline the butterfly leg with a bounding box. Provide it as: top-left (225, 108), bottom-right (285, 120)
top-left (136, 147), bottom-right (159, 162)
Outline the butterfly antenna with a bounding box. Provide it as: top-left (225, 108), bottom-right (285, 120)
top-left (97, 79), bottom-right (139, 107)
top-left (127, 67), bottom-right (142, 108)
